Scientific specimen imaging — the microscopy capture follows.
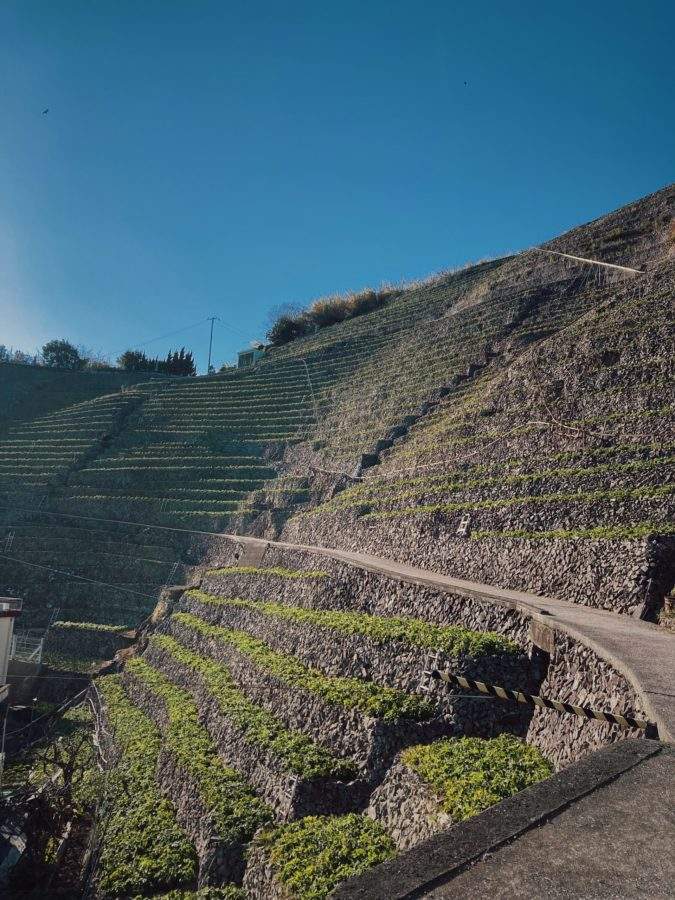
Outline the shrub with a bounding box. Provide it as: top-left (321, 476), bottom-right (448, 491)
top-left (257, 813), bottom-right (396, 899)
top-left (307, 296), bottom-right (349, 327)
top-left (42, 339), bottom-right (84, 370)
top-left (402, 734), bottom-right (552, 821)
top-left (266, 315), bottom-right (311, 346)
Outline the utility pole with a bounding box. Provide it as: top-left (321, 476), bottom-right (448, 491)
top-left (206, 316), bottom-right (220, 375)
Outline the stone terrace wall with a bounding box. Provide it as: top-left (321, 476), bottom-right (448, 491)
top-left (200, 544), bottom-right (649, 770)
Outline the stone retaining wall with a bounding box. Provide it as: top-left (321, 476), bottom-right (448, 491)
top-left (283, 514), bottom-right (675, 617)
top-left (179, 594), bottom-right (532, 739)
top-left (366, 759), bottom-right (452, 851)
top-left (121, 670), bottom-right (247, 886)
top-left (243, 842), bottom-right (291, 900)
top-left (524, 631), bottom-right (647, 769)
top-left (144, 640), bottom-right (369, 819)
top-left (165, 616), bottom-right (446, 775)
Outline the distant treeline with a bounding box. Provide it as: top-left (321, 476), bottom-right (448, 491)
top-left (1, 341), bottom-right (196, 376)
top-left (117, 347), bottom-right (196, 376)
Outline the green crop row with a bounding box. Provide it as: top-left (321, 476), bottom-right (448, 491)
top-left (359, 441), bottom-right (674, 490)
top-left (52, 620), bottom-right (128, 632)
top-left (255, 813), bottom-right (396, 900)
top-left (185, 590), bottom-right (519, 658)
top-left (470, 521), bottom-right (675, 541)
top-left (172, 612), bottom-right (434, 722)
top-left (324, 454), bottom-right (674, 510)
top-left (359, 484), bottom-right (673, 521)
top-left (402, 734), bottom-right (552, 821)
top-left (398, 405), bottom-right (675, 458)
top-left (150, 633), bottom-right (355, 779)
top-left (205, 566), bottom-right (328, 579)
top-left (42, 651), bottom-right (103, 673)
top-left (96, 675), bottom-right (197, 897)
top-left (154, 889), bottom-right (245, 900)
top-left (125, 656), bottom-right (272, 843)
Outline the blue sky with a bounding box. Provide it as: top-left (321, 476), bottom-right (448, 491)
top-left (1, 1), bottom-right (673, 372)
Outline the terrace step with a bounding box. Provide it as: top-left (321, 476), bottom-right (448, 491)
top-left (164, 612), bottom-right (444, 775)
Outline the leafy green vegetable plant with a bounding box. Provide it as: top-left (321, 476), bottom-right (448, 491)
top-left (257, 813), bottom-right (396, 899)
top-left (172, 612), bottom-right (434, 722)
top-left (402, 734), bottom-right (552, 821)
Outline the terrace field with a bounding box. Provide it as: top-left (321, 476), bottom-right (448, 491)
top-left (0, 184), bottom-right (673, 897)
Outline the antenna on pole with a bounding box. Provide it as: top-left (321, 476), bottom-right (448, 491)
top-left (206, 316), bottom-right (220, 375)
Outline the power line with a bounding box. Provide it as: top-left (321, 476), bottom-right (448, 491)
top-left (0, 553), bottom-right (159, 599)
top-left (111, 318), bottom-right (209, 357)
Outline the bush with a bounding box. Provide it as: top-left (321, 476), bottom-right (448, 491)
top-left (266, 315), bottom-right (311, 346)
top-left (266, 285), bottom-right (399, 346)
top-left (42, 339), bottom-right (84, 370)
top-left (117, 347), bottom-right (196, 375)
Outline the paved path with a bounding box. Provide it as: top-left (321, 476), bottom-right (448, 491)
top-left (428, 744), bottom-right (674, 899)
top-left (334, 740), bottom-right (673, 899)
top-left (228, 534), bottom-right (675, 741)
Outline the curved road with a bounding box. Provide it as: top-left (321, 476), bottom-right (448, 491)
top-left (227, 533), bottom-right (675, 742)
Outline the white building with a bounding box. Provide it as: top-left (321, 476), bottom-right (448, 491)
top-left (0, 598), bottom-right (22, 704)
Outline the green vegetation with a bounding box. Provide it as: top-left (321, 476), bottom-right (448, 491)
top-left (470, 522), bottom-right (675, 540)
top-left (52, 620), bottom-right (128, 632)
top-left (267, 284), bottom-right (398, 346)
top-left (257, 814), bottom-right (396, 899)
top-left (186, 590), bottom-right (519, 657)
top-left (154, 889), bottom-right (244, 900)
top-left (42, 338), bottom-right (85, 371)
top-left (150, 634), bottom-right (356, 779)
top-left (402, 734), bottom-right (552, 821)
top-left (206, 565), bottom-right (328, 579)
top-left (126, 656), bottom-right (271, 843)
top-left (118, 346), bottom-right (196, 376)
top-left (360, 484), bottom-right (673, 521)
top-left (324, 453), bottom-right (675, 510)
top-left (172, 612), bottom-right (435, 722)
top-left (96, 675), bottom-right (197, 898)
top-left (42, 651), bottom-right (103, 673)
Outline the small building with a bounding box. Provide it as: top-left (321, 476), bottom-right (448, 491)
top-left (0, 597), bottom-right (21, 706)
top-left (237, 344), bottom-right (266, 369)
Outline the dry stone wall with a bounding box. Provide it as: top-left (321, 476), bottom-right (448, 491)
top-left (366, 759), bottom-right (452, 851)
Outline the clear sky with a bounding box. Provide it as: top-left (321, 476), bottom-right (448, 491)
top-left (1, 1), bottom-right (673, 372)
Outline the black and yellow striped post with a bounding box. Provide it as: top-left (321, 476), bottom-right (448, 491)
top-left (425, 669), bottom-right (657, 736)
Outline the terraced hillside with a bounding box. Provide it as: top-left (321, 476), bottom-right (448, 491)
top-left (0, 362), bottom-right (166, 435)
top-left (288, 265), bottom-right (675, 616)
top-left (0, 186), bottom-right (673, 897)
top-left (1, 186), bottom-right (673, 649)
top-left (92, 550), bottom-right (562, 898)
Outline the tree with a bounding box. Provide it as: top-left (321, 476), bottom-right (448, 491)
top-left (117, 347), bottom-right (196, 376)
top-left (164, 347), bottom-right (196, 376)
top-left (117, 349), bottom-right (152, 371)
top-left (42, 339), bottom-right (84, 370)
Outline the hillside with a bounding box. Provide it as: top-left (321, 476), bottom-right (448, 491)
top-left (0, 363), bottom-right (168, 435)
top-left (0, 184), bottom-right (673, 898)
